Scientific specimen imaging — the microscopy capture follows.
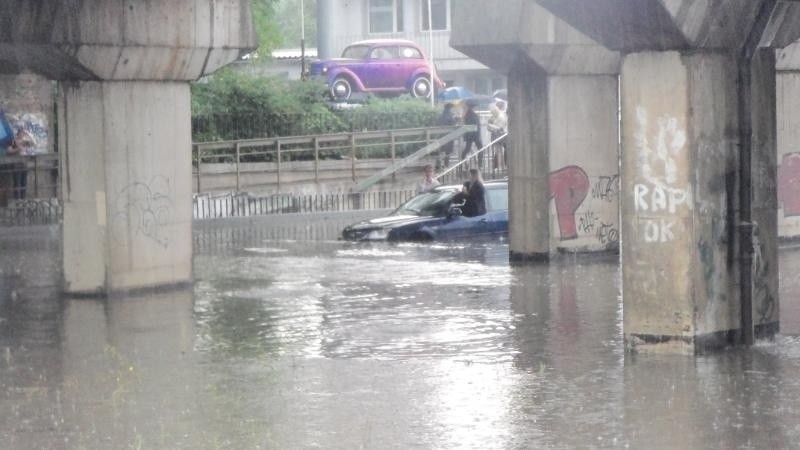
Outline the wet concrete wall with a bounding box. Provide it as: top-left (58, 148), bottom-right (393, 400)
top-left (60, 82), bottom-right (193, 293)
top-left (548, 75), bottom-right (619, 253)
top-left (621, 52), bottom-right (741, 351)
top-left (777, 42), bottom-right (800, 240)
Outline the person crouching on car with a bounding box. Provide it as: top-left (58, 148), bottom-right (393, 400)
top-left (454, 168), bottom-right (486, 217)
top-left (417, 164), bottom-right (441, 194)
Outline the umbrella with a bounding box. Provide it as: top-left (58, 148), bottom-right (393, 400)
top-left (437, 86), bottom-right (476, 103)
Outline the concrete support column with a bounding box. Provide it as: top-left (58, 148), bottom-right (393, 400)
top-left (748, 49), bottom-right (780, 341)
top-left (508, 59), bottom-right (550, 262)
top-left (508, 68), bottom-right (620, 259)
top-left (60, 82), bottom-right (192, 294)
top-left (548, 75), bottom-right (619, 253)
top-left (777, 42), bottom-right (800, 239)
top-left (316, 0), bottom-right (335, 59)
top-left (621, 50), bottom-right (779, 353)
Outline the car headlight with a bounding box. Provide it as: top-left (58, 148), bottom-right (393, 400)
top-left (366, 229), bottom-right (388, 240)
top-left (322, 66), bottom-right (328, 74)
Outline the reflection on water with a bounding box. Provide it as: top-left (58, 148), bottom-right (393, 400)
top-left (2, 218), bottom-right (800, 448)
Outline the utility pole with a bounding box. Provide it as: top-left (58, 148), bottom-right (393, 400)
top-left (427, 0), bottom-right (435, 106)
top-left (300, 0), bottom-right (307, 80)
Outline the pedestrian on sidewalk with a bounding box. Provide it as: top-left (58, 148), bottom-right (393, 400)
top-left (460, 100), bottom-right (483, 166)
top-left (416, 164), bottom-right (440, 194)
top-left (437, 103), bottom-right (457, 168)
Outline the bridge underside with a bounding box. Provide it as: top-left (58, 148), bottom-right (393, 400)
top-left (0, 0), bottom-right (256, 294)
top-left (452, 0), bottom-right (800, 353)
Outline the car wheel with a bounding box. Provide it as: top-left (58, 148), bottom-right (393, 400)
top-left (331, 77), bottom-right (352, 101)
top-left (411, 76), bottom-right (433, 99)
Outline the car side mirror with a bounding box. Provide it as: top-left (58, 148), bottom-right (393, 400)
top-left (448, 206), bottom-right (462, 217)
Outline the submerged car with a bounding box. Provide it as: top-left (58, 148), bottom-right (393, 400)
top-left (342, 181), bottom-right (508, 242)
top-left (310, 39), bottom-right (444, 101)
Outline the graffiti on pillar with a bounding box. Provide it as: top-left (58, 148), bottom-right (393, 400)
top-left (591, 175), bottom-right (620, 203)
top-left (576, 208), bottom-right (619, 247)
top-left (112, 176), bottom-right (173, 248)
top-left (7, 113), bottom-right (48, 155)
top-left (778, 153), bottom-right (800, 217)
top-left (633, 107), bottom-right (692, 243)
top-left (549, 166), bottom-right (590, 240)
top-left (752, 225), bottom-right (776, 324)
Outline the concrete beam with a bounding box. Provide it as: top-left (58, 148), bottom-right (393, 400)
top-left (451, 0), bottom-right (619, 75)
top-left (0, 0), bottom-right (257, 80)
top-left (534, 0), bottom-right (800, 52)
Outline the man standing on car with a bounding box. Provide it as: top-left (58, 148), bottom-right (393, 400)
top-left (460, 168), bottom-right (486, 217)
top-left (461, 100), bottom-right (483, 166)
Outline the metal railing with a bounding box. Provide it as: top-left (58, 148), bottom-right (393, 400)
top-left (437, 132), bottom-right (508, 185)
top-left (193, 125), bottom-right (463, 193)
top-left (0, 154), bottom-right (61, 226)
top-left (194, 189), bottom-right (415, 220)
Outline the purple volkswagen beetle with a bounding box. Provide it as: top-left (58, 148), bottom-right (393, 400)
top-left (310, 39), bottom-right (445, 101)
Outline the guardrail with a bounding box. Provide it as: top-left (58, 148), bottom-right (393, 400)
top-left (0, 154), bottom-right (61, 226)
top-left (437, 132), bottom-right (508, 185)
top-left (0, 154), bottom-right (59, 201)
top-left (193, 125), bottom-right (463, 193)
top-left (194, 189), bottom-right (415, 220)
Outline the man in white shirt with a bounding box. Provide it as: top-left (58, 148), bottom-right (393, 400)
top-left (416, 164), bottom-right (440, 194)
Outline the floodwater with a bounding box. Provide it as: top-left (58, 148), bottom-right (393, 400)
top-left (3, 213), bottom-right (800, 449)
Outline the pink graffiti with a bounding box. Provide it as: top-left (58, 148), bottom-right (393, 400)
top-left (779, 153), bottom-right (800, 217)
top-left (549, 166), bottom-right (590, 240)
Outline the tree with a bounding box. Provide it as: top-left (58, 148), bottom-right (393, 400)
top-left (251, 0), bottom-right (283, 57)
top-left (274, 0), bottom-right (317, 48)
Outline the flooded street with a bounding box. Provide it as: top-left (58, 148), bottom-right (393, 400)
top-left (3, 214), bottom-right (800, 448)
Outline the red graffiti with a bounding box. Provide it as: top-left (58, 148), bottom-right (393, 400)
top-left (549, 166), bottom-right (590, 240)
top-left (779, 153), bottom-right (800, 217)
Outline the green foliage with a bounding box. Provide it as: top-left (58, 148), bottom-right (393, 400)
top-left (191, 69), bottom-right (344, 141)
top-left (251, 0), bottom-right (283, 56)
top-left (274, 0), bottom-right (317, 47)
top-left (338, 96), bottom-right (439, 132)
top-left (192, 71), bottom-right (441, 144)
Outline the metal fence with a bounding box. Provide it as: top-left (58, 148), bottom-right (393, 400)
top-left (194, 125), bottom-right (461, 193)
top-left (194, 189), bottom-right (416, 220)
top-left (0, 154), bottom-right (61, 226)
top-left (437, 133), bottom-right (508, 185)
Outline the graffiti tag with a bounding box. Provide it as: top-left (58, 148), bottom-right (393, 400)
top-left (112, 176), bottom-right (173, 248)
top-left (549, 166), bottom-right (590, 241)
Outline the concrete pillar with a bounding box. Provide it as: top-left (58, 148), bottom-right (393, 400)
top-left (748, 50), bottom-right (780, 342)
top-left (548, 75), bottom-right (619, 253)
top-left (451, 0), bottom-right (622, 260)
top-left (776, 41), bottom-right (800, 239)
top-left (509, 72), bottom-right (620, 258)
top-left (317, 0), bottom-right (335, 59)
top-left (0, 0), bottom-right (258, 294)
top-left (621, 50), bottom-right (779, 352)
top-left (60, 82), bottom-right (193, 294)
top-left (507, 59), bottom-right (550, 261)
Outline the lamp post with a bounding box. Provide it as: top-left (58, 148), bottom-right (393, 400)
top-left (300, 0), bottom-right (307, 80)
top-left (427, 0), bottom-right (435, 107)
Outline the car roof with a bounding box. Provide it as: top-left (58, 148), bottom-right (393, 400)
top-left (434, 180), bottom-right (507, 192)
top-left (348, 39), bottom-right (421, 48)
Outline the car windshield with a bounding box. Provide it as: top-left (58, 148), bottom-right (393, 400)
top-left (341, 45), bottom-right (370, 59)
top-left (392, 190), bottom-right (455, 217)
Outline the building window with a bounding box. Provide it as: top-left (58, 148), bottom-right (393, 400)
top-left (369, 0), bottom-right (404, 33)
top-left (421, 0), bottom-right (448, 31)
